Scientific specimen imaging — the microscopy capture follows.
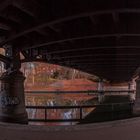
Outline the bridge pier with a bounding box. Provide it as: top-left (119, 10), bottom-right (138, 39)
top-left (0, 71), bottom-right (28, 124)
top-left (97, 80), bottom-right (105, 103)
top-left (0, 47), bottom-right (28, 124)
top-left (133, 77), bottom-right (140, 115)
top-left (128, 81), bottom-right (135, 102)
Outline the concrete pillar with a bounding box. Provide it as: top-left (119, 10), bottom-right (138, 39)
top-left (128, 82), bottom-right (131, 91)
top-left (97, 80), bottom-right (105, 103)
top-left (133, 77), bottom-right (140, 115)
top-left (0, 70), bottom-right (28, 124)
top-left (128, 81), bottom-right (135, 102)
top-left (128, 81), bottom-right (135, 90)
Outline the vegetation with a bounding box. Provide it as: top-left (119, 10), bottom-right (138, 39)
top-left (21, 62), bottom-right (99, 89)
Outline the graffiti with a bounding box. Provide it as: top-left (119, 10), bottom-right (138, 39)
top-left (0, 95), bottom-right (20, 107)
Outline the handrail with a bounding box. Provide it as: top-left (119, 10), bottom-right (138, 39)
top-left (26, 102), bottom-right (133, 109)
top-left (26, 102), bottom-right (133, 123)
top-left (25, 90), bottom-right (135, 94)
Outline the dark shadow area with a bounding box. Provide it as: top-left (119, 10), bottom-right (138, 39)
top-left (79, 95), bottom-right (133, 124)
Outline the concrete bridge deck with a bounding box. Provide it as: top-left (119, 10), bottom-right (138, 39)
top-left (1, 117), bottom-right (140, 140)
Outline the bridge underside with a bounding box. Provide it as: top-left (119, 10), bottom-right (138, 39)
top-left (0, 0), bottom-right (140, 82)
top-left (0, 0), bottom-right (140, 124)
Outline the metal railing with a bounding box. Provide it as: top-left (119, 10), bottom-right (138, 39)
top-left (26, 102), bottom-right (133, 123)
top-left (25, 90), bottom-right (135, 94)
top-left (25, 90), bottom-right (135, 97)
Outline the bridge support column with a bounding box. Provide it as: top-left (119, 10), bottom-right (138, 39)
top-left (0, 71), bottom-right (28, 124)
top-left (133, 77), bottom-right (140, 115)
top-left (97, 80), bottom-right (105, 103)
top-left (0, 46), bottom-right (28, 124)
top-left (128, 81), bottom-right (135, 102)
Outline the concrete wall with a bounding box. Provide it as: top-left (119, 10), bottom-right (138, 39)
top-left (0, 117), bottom-right (140, 140)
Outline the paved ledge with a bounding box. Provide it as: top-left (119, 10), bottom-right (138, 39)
top-left (0, 117), bottom-right (140, 140)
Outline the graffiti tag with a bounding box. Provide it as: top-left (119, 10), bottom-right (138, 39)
top-left (0, 96), bottom-right (20, 107)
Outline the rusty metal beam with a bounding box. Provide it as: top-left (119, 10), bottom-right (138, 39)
top-left (53, 53), bottom-right (140, 59)
top-left (13, 0), bottom-right (41, 18)
top-left (58, 59), bottom-right (140, 64)
top-left (1, 8), bottom-right (140, 47)
top-left (19, 33), bottom-right (140, 50)
top-left (48, 45), bottom-right (140, 55)
top-left (48, 25), bottom-right (60, 32)
top-left (35, 29), bottom-right (48, 37)
top-left (20, 53), bottom-right (140, 63)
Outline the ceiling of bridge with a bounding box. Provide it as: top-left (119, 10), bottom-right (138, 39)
top-left (0, 0), bottom-right (140, 82)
